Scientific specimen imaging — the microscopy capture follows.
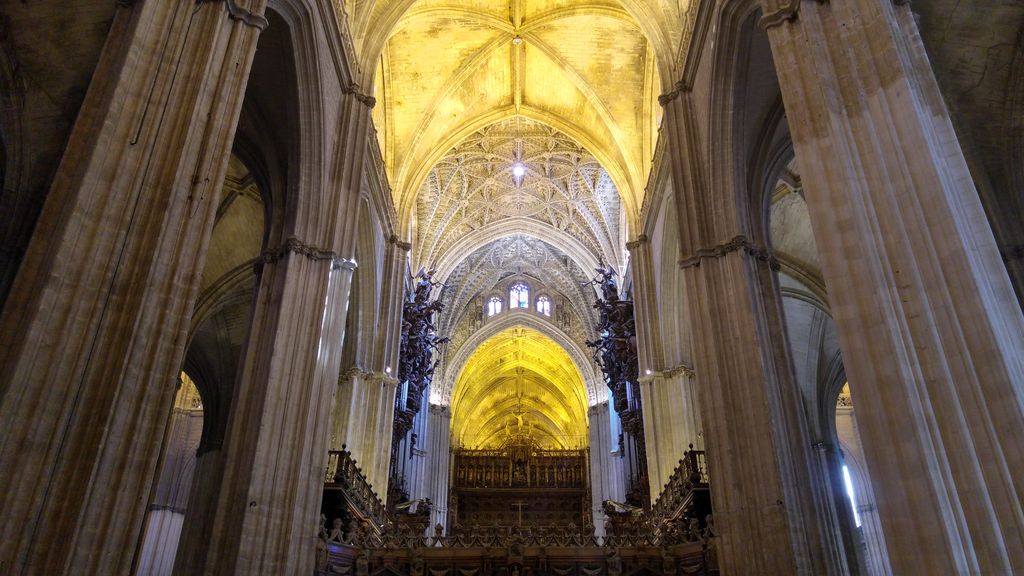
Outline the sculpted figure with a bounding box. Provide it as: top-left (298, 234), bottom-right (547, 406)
top-left (327, 517), bottom-right (345, 544)
top-left (687, 517), bottom-right (701, 542)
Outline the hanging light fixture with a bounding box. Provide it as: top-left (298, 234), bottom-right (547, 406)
top-left (511, 116), bottom-right (526, 186)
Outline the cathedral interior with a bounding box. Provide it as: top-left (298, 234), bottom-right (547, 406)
top-left (1, 0), bottom-right (1023, 575)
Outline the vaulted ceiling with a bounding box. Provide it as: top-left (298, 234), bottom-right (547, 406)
top-left (450, 326), bottom-right (589, 449)
top-left (354, 0), bottom-right (678, 225)
top-left (335, 0), bottom-right (696, 419)
top-left (435, 234), bottom-right (600, 395)
top-left (415, 118), bottom-right (623, 275)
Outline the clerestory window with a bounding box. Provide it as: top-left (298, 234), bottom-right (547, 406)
top-left (487, 296), bottom-right (503, 316)
top-left (510, 282), bottom-right (529, 309)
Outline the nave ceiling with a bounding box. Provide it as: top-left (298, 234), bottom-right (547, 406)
top-left (450, 326), bottom-right (590, 450)
top-left (333, 0), bottom-right (699, 422)
top-left (415, 117), bottom-right (624, 276)
top-left (347, 0), bottom-right (689, 224)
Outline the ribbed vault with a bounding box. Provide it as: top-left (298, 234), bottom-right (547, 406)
top-left (364, 0), bottom-right (675, 225)
top-left (414, 118), bottom-right (623, 274)
top-left (451, 326), bottom-right (589, 450)
top-left (438, 234), bottom-right (599, 348)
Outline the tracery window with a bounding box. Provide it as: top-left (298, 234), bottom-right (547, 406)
top-left (510, 283), bottom-right (529, 309)
top-left (488, 296), bottom-right (503, 316)
top-left (536, 295), bottom-right (551, 316)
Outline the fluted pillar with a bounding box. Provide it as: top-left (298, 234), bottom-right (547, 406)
top-left (639, 368), bottom-right (700, 499)
top-left (588, 401), bottom-right (624, 538)
top-left (0, 1), bottom-right (263, 573)
top-left (629, 234), bottom-right (704, 500)
top-left (424, 404), bottom-right (452, 534)
top-left (661, 83), bottom-right (834, 573)
top-left (198, 247), bottom-right (357, 575)
top-left (378, 236), bottom-right (411, 377)
top-left (179, 70), bottom-right (374, 572)
top-left (136, 381), bottom-right (205, 576)
top-left (405, 393), bottom-right (432, 499)
top-left (332, 369), bottom-right (398, 496)
top-left (628, 235), bottom-right (663, 374)
top-left (331, 235), bottom-right (407, 494)
top-left (763, 1), bottom-right (1024, 573)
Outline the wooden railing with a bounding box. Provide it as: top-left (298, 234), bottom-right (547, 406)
top-left (318, 526), bottom-right (719, 576)
top-left (325, 447), bottom-right (386, 526)
top-left (650, 445), bottom-right (710, 523)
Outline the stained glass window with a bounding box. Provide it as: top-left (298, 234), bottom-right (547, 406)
top-left (510, 283), bottom-right (529, 309)
top-left (536, 295), bottom-right (551, 316)
top-left (487, 296), bottom-right (503, 316)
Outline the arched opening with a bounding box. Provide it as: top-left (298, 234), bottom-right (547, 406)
top-left (135, 152), bottom-right (267, 575)
top-left (488, 296), bottom-right (503, 317)
top-left (448, 326), bottom-right (591, 529)
top-left (134, 373), bottom-right (204, 575)
top-left (831, 383), bottom-right (890, 576)
top-left (536, 295), bottom-right (551, 316)
top-left (509, 282), bottom-right (530, 310)
top-left (149, 6), bottom-right (296, 572)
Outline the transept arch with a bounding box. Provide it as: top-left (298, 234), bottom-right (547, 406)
top-left (399, 107), bottom-right (640, 232)
top-left (449, 326), bottom-right (591, 450)
top-left (436, 310), bottom-right (603, 407)
top-left (431, 222), bottom-right (601, 288)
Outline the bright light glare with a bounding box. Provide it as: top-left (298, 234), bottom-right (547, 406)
top-left (842, 465), bottom-right (863, 527)
top-left (512, 164), bottom-right (526, 178)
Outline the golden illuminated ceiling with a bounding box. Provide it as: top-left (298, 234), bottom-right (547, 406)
top-left (450, 326), bottom-right (589, 450)
top-left (415, 118), bottom-right (622, 273)
top-left (354, 0), bottom-right (679, 225)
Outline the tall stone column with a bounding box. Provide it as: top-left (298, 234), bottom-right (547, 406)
top-left (763, 1), bottom-right (1024, 573)
top-left (423, 404), bottom-right (452, 533)
top-left (331, 236), bottom-right (407, 494)
top-left (628, 235), bottom-right (663, 375)
top-left (639, 368), bottom-right (699, 499)
top-left (588, 401), bottom-right (624, 538)
top-left (377, 236), bottom-right (411, 377)
top-left (661, 85), bottom-right (837, 574)
top-left (181, 75), bottom-right (374, 573)
top-left (0, 1), bottom-right (264, 573)
top-left (405, 392), bottom-right (431, 500)
top-left (371, 236), bottom-right (410, 490)
top-left (629, 234), bottom-right (704, 499)
top-left (332, 369), bottom-right (398, 496)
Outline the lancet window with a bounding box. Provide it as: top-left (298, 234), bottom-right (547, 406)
top-left (536, 295), bottom-right (551, 316)
top-left (487, 296), bottom-right (503, 316)
top-left (510, 283), bottom-right (529, 309)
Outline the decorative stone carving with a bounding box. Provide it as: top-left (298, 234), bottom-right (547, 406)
top-left (414, 118), bottom-right (621, 272)
top-left (436, 235), bottom-right (600, 391)
top-left (677, 235), bottom-right (778, 271)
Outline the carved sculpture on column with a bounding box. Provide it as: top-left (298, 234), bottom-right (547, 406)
top-left (585, 266), bottom-right (649, 507)
top-left (389, 269), bottom-right (448, 508)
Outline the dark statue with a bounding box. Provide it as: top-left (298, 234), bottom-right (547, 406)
top-left (585, 266), bottom-right (638, 413)
top-left (398, 268), bottom-right (449, 417)
top-left (585, 266), bottom-right (649, 507)
top-left (389, 269), bottom-right (448, 508)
